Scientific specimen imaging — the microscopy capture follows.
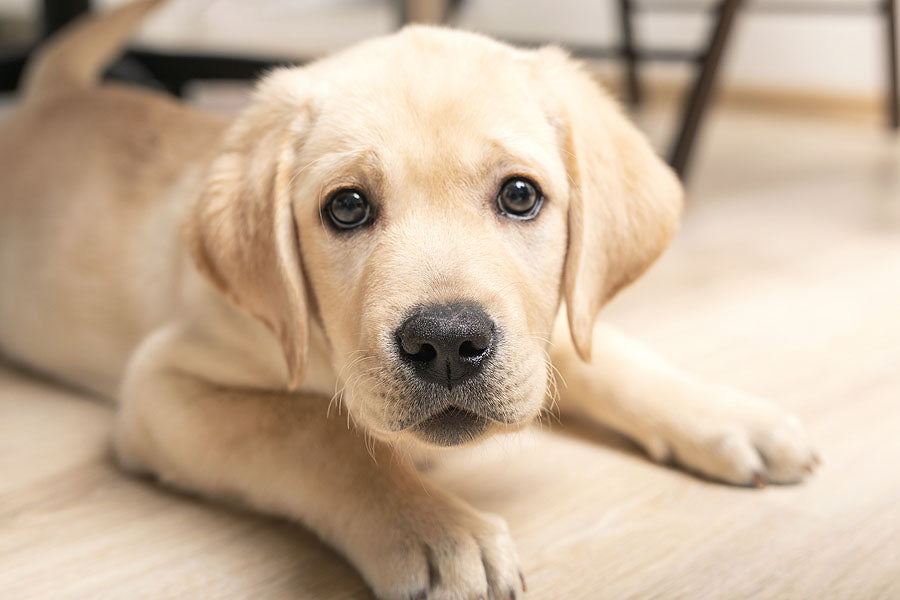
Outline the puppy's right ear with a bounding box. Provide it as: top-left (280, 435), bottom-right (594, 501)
top-left (533, 47), bottom-right (683, 362)
top-left (186, 70), bottom-right (312, 389)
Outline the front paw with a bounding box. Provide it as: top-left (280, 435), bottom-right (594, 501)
top-left (640, 386), bottom-right (819, 486)
top-left (354, 495), bottom-right (525, 600)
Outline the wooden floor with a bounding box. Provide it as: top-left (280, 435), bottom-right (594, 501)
top-left (2, 103), bottom-right (900, 599)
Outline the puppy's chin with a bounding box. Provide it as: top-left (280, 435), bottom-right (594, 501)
top-left (411, 406), bottom-right (493, 447)
top-left (350, 373), bottom-right (548, 448)
top-left (366, 409), bottom-right (536, 450)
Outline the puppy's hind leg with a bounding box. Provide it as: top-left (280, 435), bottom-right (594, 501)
top-left (550, 319), bottom-right (818, 486)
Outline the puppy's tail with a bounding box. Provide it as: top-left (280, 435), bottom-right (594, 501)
top-left (21, 0), bottom-right (163, 102)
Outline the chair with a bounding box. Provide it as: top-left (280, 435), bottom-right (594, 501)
top-left (621, 0), bottom-right (900, 177)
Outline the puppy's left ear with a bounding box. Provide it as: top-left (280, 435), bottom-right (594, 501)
top-left (535, 48), bottom-right (684, 361)
top-left (186, 70), bottom-right (312, 389)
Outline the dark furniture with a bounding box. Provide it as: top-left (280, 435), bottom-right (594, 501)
top-left (641, 0), bottom-right (900, 176)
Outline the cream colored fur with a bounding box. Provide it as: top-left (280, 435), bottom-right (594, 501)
top-left (0, 3), bottom-right (816, 598)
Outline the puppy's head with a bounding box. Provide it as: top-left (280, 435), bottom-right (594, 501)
top-left (188, 27), bottom-right (682, 448)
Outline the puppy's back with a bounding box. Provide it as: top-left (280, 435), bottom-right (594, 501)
top-left (0, 2), bottom-right (227, 395)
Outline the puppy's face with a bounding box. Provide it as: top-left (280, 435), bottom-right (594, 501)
top-left (189, 27), bottom-right (682, 448)
top-left (295, 36), bottom-right (569, 445)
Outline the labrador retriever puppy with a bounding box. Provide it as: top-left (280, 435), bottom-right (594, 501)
top-left (0, 2), bottom-right (817, 598)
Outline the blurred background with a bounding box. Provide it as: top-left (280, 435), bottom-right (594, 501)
top-left (2, 2), bottom-right (899, 598)
top-left (1, 0), bottom-right (898, 178)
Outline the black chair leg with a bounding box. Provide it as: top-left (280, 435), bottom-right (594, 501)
top-left (668, 0), bottom-right (743, 179)
top-left (42, 0), bottom-right (90, 38)
top-left (0, 55), bottom-right (29, 91)
top-left (886, 0), bottom-right (899, 130)
top-left (618, 0), bottom-right (641, 106)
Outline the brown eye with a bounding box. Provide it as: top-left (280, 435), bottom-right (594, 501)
top-left (326, 189), bottom-right (370, 229)
top-left (497, 177), bottom-right (542, 220)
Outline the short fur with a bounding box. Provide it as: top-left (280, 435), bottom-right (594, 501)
top-left (0, 3), bottom-right (817, 598)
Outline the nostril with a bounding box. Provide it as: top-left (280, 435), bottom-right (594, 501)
top-left (399, 340), bottom-right (437, 363)
top-left (458, 340), bottom-right (488, 359)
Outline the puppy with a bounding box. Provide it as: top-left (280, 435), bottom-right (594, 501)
top-left (0, 2), bottom-right (817, 598)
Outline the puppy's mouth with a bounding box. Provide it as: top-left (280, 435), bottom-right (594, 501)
top-left (412, 405), bottom-right (492, 446)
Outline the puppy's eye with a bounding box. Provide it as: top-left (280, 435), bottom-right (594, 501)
top-left (497, 177), bottom-right (542, 220)
top-left (326, 189), bottom-right (370, 229)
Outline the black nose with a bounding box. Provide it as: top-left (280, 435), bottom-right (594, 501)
top-left (395, 302), bottom-right (495, 388)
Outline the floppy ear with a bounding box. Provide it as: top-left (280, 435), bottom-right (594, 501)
top-left (186, 71), bottom-right (311, 389)
top-left (536, 48), bottom-right (684, 362)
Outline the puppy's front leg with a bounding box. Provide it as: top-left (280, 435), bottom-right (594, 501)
top-left (114, 329), bottom-right (523, 600)
top-left (551, 320), bottom-right (818, 485)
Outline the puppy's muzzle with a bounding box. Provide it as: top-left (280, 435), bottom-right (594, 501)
top-left (395, 302), bottom-right (495, 389)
